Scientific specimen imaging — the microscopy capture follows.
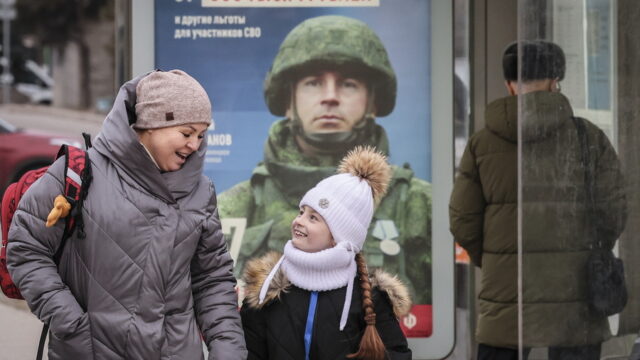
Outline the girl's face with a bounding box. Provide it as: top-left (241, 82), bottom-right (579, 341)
top-left (291, 206), bottom-right (335, 252)
top-left (138, 123), bottom-right (208, 172)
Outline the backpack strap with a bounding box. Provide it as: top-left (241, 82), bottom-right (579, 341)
top-left (572, 117), bottom-right (602, 250)
top-left (38, 145), bottom-right (92, 360)
top-left (36, 325), bottom-right (48, 360)
top-left (82, 132), bottom-right (92, 149)
top-left (53, 145), bottom-right (92, 263)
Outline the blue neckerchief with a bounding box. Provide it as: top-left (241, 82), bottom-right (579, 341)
top-left (304, 291), bottom-right (319, 360)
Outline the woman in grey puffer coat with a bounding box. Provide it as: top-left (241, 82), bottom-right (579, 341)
top-left (7, 70), bottom-right (247, 359)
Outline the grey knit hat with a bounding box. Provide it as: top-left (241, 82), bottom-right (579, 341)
top-left (134, 70), bottom-right (212, 129)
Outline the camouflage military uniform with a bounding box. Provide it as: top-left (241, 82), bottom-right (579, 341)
top-left (219, 119), bottom-right (432, 304)
top-left (219, 15), bottom-right (432, 304)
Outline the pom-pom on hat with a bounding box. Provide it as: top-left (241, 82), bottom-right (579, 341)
top-left (134, 69), bottom-right (212, 129)
top-left (299, 146), bottom-right (391, 252)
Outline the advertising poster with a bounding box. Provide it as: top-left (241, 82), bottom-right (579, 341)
top-left (154, 0), bottom-right (433, 338)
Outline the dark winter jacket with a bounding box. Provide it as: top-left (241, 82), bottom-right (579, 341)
top-left (7, 73), bottom-right (247, 359)
top-left (450, 92), bottom-right (627, 348)
top-left (240, 252), bottom-right (412, 360)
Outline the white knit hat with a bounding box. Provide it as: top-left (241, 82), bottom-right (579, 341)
top-left (299, 146), bottom-right (391, 252)
top-left (258, 146), bottom-right (391, 331)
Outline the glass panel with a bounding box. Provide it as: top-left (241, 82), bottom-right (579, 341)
top-left (519, 0), bottom-right (638, 358)
top-left (454, 0), bottom-right (471, 166)
top-left (449, 0), bottom-right (474, 358)
top-left (150, 1), bottom-right (458, 358)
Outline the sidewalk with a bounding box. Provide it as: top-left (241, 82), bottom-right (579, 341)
top-left (0, 294), bottom-right (48, 360)
top-left (0, 104), bottom-right (104, 137)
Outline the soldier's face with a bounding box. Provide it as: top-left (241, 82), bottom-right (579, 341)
top-left (287, 71), bottom-right (369, 134)
top-left (291, 206), bottom-right (336, 252)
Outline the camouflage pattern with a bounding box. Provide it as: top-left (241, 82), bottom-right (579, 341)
top-left (219, 119), bottom-right (432, 304)
top-left (264, 15), bottom-right (397, 117)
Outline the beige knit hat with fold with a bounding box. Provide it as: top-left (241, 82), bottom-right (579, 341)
top-left (134, 69), bottom-right (212, 129)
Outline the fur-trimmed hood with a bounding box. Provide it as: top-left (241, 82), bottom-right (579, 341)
top-left (242, 252), bottom-right (412, 318)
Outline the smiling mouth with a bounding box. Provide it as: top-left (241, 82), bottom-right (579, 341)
top-left (293, 229), bottom-right (307, 237)
top-left (176, 152), bottom-right (189, 161)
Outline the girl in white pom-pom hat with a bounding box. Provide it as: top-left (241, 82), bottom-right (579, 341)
top-left (240, 146), bottom-right (412, 360)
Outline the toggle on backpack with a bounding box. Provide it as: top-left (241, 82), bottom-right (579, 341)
top-left (0, 135), bottom-right (92, 300)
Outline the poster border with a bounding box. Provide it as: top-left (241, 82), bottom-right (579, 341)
top-left (419, 0), bottom-right (455, 357)
top-left (131, 0), bottom-right (455, 358)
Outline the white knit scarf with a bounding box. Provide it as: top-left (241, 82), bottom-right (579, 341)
top-left (258, 240), bottom-right (358, 330)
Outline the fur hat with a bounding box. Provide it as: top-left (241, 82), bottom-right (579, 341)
top-left (299, 146), bottom-right (391, 252)
top-left (134, 70), bottom-right (212, 129)
top-left (502, 40), bottom-right (566, 82)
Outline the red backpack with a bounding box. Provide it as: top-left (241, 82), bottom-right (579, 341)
top-left (1, 142), bottom-right (92, 300)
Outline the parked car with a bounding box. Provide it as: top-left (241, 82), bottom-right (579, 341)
top-left (14, 60), bottom-right (53, 105)
top-left (0, 117), bottom-right (81, 196)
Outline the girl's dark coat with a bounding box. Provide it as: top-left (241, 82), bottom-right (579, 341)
top-left (241, 252), bottom-right (413, 360)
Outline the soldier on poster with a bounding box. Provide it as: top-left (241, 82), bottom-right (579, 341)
top-left (218, 15), bottom-right (432, 307)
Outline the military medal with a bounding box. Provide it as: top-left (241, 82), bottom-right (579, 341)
top-left (372, 220), bottom-right (401, 256)
top-left (379, 239), bottom-right (401, 256)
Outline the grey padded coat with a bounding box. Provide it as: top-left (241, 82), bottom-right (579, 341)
top-left (7, 73), bottom-right (247, 359)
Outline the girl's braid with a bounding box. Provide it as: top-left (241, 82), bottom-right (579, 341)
top-left (347, 253), bottom-right (386, 360)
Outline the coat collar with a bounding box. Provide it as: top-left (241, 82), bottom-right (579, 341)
top-left (242, 251), bottom-right (412, 318)
top-left (250, 119), bottom-right (411, 204)
top-left (521, 91), bottom-right (574, 142)
top-left (485, 91), bottom-right (574, 144)
top-left (258, 119), bottom-right (390, 199)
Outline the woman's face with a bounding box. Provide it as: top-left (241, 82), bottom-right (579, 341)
top-left (138, 123), bottom-right (208, 172)
top-left (291, 205), bottom-right (335, 252)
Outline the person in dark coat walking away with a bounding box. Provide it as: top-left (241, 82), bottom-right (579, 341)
top-left (240, 146), bottom-right (412, 360)
top-left (7, 69), bottom-right (247, 359)
top-left (450, 40), bottom-right (627, 360)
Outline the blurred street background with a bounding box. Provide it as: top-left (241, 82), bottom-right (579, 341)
top-left (0, 1), bottom-right (116, 359)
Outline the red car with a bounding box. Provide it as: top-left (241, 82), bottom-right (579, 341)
top-left (0, 118), bottom-right (82, 196)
